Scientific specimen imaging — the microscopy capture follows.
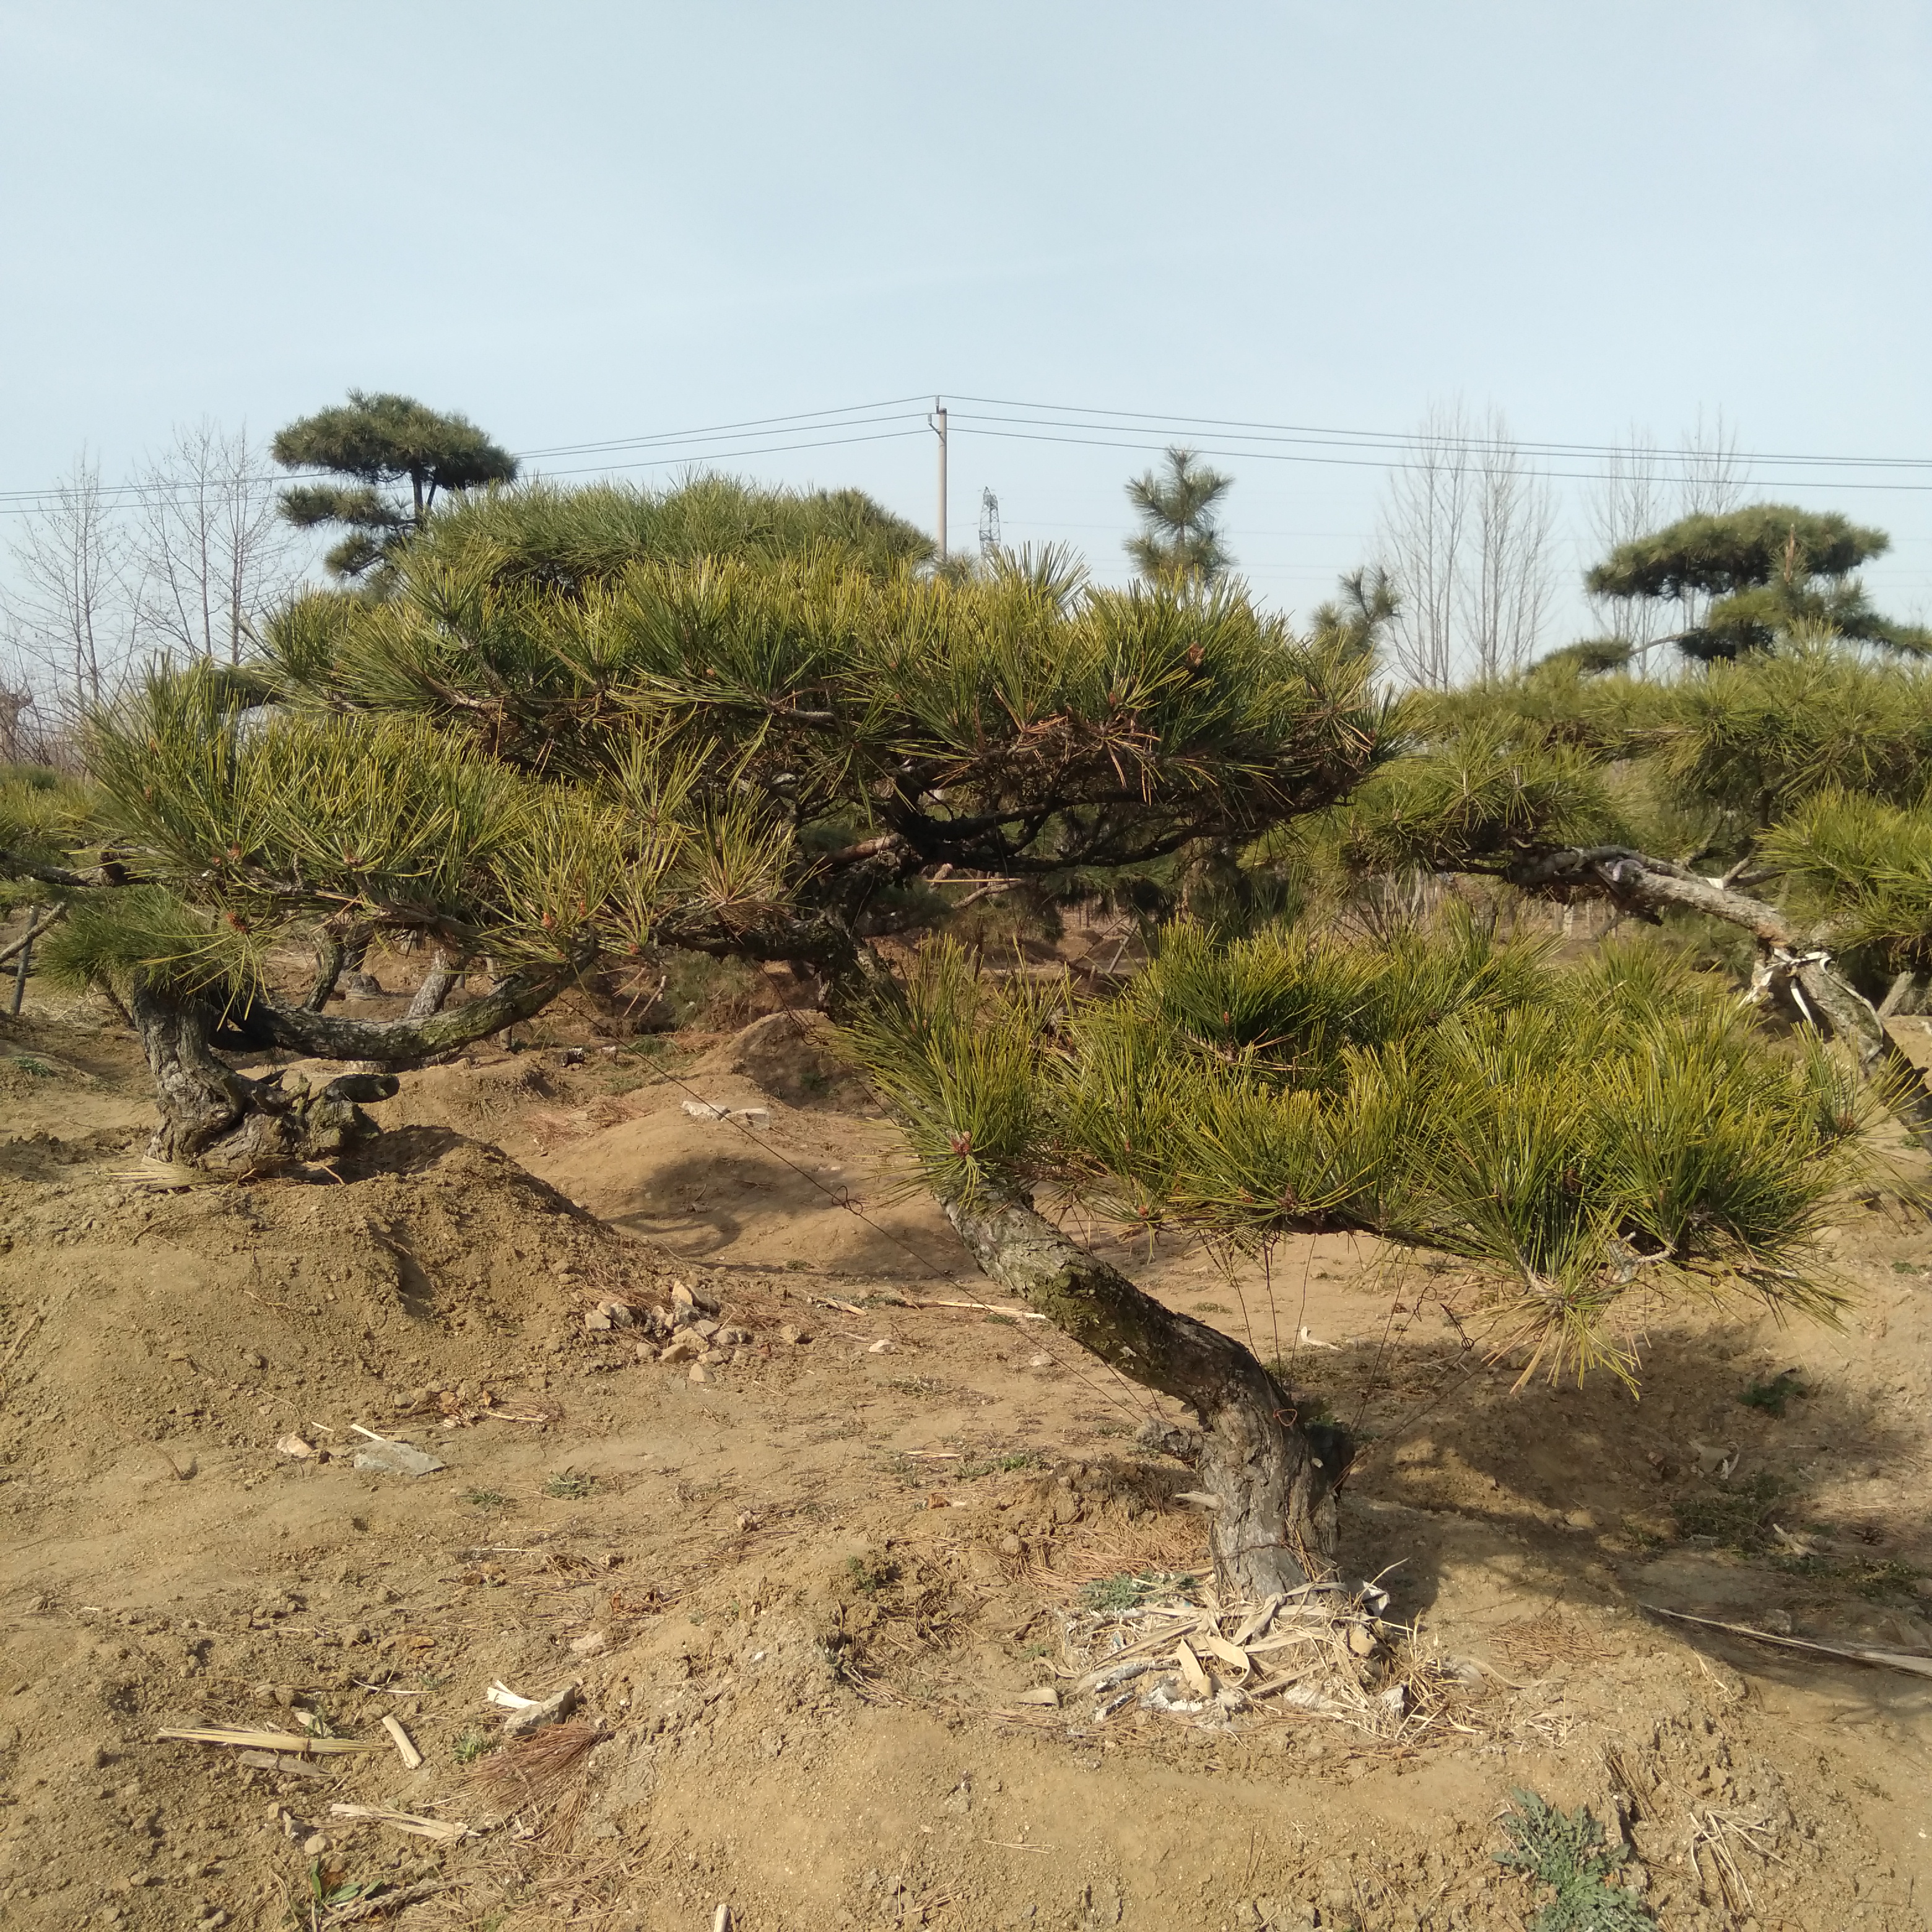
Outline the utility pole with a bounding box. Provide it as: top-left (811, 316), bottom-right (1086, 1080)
top-left (930, 399), bottom-right (948, 560)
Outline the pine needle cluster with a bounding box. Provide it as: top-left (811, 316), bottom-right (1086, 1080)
top-left (843, 917), bottom-right (1872, 1383)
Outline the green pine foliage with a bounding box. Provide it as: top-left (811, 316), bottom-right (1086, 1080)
top-left (1125, 448), bottom-right (1235, 587)
top-left (1587, 504), bottom-right (1930, 661)
top-left (846, 919), bottom-right (1871, 1383)
top-left (406, 475), bottom-right (935, 591)
top-left (272, 391), bottom-right (519, 580)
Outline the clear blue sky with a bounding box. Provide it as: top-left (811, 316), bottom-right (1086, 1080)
top-left (4, 1), bottom-right (1930, 627)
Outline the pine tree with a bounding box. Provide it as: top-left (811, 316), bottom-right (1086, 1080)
top-left (1586, 503), bottom-right (1931, 660)
top-left (1125, 447), bottom-right (1235, 586)
top-left (2, 482), bottom-right (1912, 1599)
top-left (272, 391), bottom-right (519, 579)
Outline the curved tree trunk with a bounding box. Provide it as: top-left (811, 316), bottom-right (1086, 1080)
top-left (131, 978), bottom-right (398, 1178)
top-left (941, 1185), bottom-right (1349, 1597)
top-left (131, 946), bottom-right (594, 1176)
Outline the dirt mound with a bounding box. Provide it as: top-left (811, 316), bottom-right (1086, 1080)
top-left (687, 1009), bottom-right (879, 1113)
top-left (0, 1130), bottom-right (686, 1512)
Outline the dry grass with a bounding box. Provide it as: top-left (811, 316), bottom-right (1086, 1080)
top-left (1023, 1507), bottom-right (1211, 1596)
top-left (1492, 1608), bottom-right (1616, 1676)
top-left (469, 1720), bottom-right (603, 1820)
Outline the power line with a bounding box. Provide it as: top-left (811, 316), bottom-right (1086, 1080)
top-left (7, 388), bottom-right (1932, 520)
top-left (942, 411), bottom-right (1932, 495)
top-left (949, 393), bottom-right (1932, 475)
top-left (0, 424), bottom-right (933, 520)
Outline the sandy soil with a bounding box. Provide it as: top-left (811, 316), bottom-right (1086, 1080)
top-left (1, 983), bottom-right (1930, 1931)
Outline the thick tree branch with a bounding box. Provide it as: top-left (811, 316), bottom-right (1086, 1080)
top-left (251, 946), bottom-right (594, 1066)
top-left (0, 903), bottom-right (66, 969)
top-left (1501, 844), bottom-right (1932, 1138)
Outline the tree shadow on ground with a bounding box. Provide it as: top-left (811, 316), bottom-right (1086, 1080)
top-left (1303, 1323), bottom-right (1932, 1693)
top-left (599, 1149), bottom-right (970, 1279)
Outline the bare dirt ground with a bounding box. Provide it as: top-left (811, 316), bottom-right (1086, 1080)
top-left (2, 970), bottom-right (1931, 1931)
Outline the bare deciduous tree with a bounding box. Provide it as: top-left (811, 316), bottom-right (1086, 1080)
top-left (1379, 402), bottom-right (1470, 689)
top-left (1463, 422), bottom-right (1556, 681)
top-left (1589, 427), bottom-right (1669, 674)
top-left (1380, 402), bottom-right (1553, 687)
top-left (133, 421), bottom-right (298, 664)
top-left (0, 453), bottom-right (144, 717)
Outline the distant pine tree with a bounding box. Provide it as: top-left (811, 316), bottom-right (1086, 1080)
top-left (1125, 446), bottom-right (1235, 586)
top-left (1587, 503), bottom-right (1931, 659)
top-left (272, 391), bottom-right (518, 580)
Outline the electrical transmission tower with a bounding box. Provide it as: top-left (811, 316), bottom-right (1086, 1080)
top-left (978, 487), bottom-right (1001, 556)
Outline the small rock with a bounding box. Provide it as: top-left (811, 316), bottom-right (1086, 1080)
top-left (689, 1363), bottom-right (710, 1385)
top-left (718, 1326), bottom-right (751, 1346)
top-left (778, 1325), bottom-right (810, 1346)
top-left (568, 1630), bottom-right (609, 1656)
top-left (302, 1834), bottom-right (329, 1856)
top-left (659, 1334), bottom-right (704, 1365)
top-left (671, 1282), bottom-right (695, 1311)
top-left (583, 1309), bottom-right (613, 1333)
top-left (502, 1682), bottom-right (578, 1740)
top-left (241, 1352), bottom-right (266, 1370)
top-left (274, 1434), bottom-right (316, 1460)
top-left (1564, 1508), bottom-right (1597, 1531)
top-left (1346, 1624), bottom-right (1379, 1658)
top-left (692, 1318), bottom-right (721, 1339)
top-left (351, 1439), bottom-right (446, 1477)
top-left (1051, 1492), bottom-right (1081, 1525)
top-left (998, 1533), bottom-right (1024, 1557)
top-left (633, 1342), bottom-right (656, 1365)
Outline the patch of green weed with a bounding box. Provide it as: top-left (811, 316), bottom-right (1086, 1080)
top-left (1738, 1369), bottom-right (1808, 1417)
top-left (1495, 1788), bottom-right (1655, 1930)
top-left (460, 1487), bottom-right (507, 1508)
top-left (544, 1469), bottom-right (596, 1500)
top-left (956, 1450), bottom-right (1042, 1480)
top-left (453, 1730), bottom-right (489, 1765)
top-left (1078, 1569), bottom-right (1200, 1614)
top-left (1672, 1472), bottom-right (1783, 1552)
top-left (845, 1556), bottom-right (899, 1596)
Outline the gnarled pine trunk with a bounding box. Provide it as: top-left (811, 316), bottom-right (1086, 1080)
top-left (941, 1185), bottom-right (1349, 1598)
top-left (131, 978), bottom-right (397, 1178)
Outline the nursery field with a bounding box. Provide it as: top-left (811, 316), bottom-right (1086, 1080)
top-left (1, 956), bottom-right (1930, 1932)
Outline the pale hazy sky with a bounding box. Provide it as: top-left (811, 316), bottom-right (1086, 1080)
top-left (4, 1), bottom-right (1931, 629)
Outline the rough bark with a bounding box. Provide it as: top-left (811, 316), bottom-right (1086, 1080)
top-left (248, 949), bottom-right (589, 1066)
top-left (1503, 845), bottom-right (1932, 1138)
top-left (406, 949), bottom-right (468, 1020)
top-left (131, 977), bottom-right (397, 1178)
top-left (941, 1185), bottom-right (1349, 1596)
top-left (304, 933), bottom-right (347, 1010)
